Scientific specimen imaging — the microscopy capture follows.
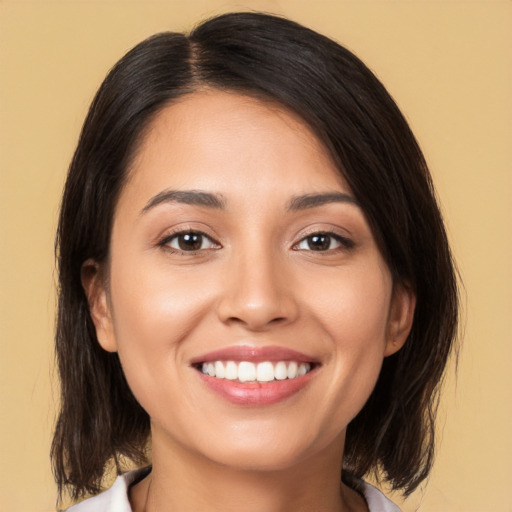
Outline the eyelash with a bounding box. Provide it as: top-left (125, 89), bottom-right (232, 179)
top-left (293, 231), bottom-right (355, 253)
top-left (157, 229), bottom-right (354, 255)
top-left (157, 229), bottom-right (220, 254)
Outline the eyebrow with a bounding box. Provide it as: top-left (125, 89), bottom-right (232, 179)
top-left (140, 189), bottom-right (226, 214)
top-left (140, 189), bottom-right (358, 215)
top-left (286, 192), bottom-right (359, 211)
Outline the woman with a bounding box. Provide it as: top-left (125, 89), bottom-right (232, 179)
top-left (52, 12), bottom-right (458, 512)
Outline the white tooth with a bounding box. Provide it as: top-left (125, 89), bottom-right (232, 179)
top-left (256, 362), bottom-right (275, 382)
top-left (297, 363), bottom-right (308, 377)
top-left (225, 361), bottom-right (237, 380)
top-left (206, 362), bottom-right (215, 377)
top-left (274, 361), bottom-right (288, 380)
top-left (214, 361), bottom-right (225, 379)
top-left (287, 361), bottom-right (298, 379)
top-left (238, 361), bottom-right (256, 382)
top-left (202, 362), bottom-right (208, 374)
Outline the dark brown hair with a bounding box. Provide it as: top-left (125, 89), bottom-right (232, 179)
top-left (52, 11), bottom-right (458, 501)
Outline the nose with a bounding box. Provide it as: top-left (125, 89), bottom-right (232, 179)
top-left (216, 249), bottom-right (299, 331)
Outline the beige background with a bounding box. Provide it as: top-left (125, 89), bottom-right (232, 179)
top-left (1, 1), bottom-right (510, 510)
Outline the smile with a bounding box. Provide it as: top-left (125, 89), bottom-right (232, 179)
top-left (191, 346), bottom-right (319, 406)
top-left (200, 360), bottom-right (312, 383)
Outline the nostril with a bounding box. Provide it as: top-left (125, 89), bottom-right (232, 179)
top-left (226, 315), bottom-right (287, 328)
top-left (269, 316), bottom-right (286, 324)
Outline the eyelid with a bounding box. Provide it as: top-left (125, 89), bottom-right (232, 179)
top-left (157, 227), bottom-right (222, 253)
top-left (292, 228), bottom-right (355, 251)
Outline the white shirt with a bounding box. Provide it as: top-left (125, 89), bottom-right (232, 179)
top-left (65, 468), bottom-right (401, 512)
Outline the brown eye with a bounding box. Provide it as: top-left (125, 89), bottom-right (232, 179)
top-left (295, 232), bottom-right (353, 252)
top-left (178, 233), bottom-right (203, 251)
top-left (163, 231), bottom-right (219, 252)
top-left (306, 234), bottom-right (332, 251)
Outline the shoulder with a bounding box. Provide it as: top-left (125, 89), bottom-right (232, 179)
top-left (359, 480), bottom-right (402, 512)
top-left (62, 468), bottom-right (150, 512)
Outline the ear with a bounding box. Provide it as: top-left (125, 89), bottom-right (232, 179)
top-left (81, 259), bottom-right (118, 353)
top-left (384, 283), bottom-right (416, 357)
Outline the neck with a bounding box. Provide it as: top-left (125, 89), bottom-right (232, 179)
top-left (131, 426), bottom-right (366, 512)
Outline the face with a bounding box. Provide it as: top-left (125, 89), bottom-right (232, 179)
top-left (85, 91), bottom-right (414, 473)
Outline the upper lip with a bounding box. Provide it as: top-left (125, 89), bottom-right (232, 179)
top-left (190, 345), bottom-right (319, 365)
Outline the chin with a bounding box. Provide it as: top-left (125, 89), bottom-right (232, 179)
top-left (203, 444), bottom-right (316, 473)
top-left (180, 417), bottom-right (344, 474)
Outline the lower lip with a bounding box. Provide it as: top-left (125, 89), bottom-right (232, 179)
top-left (196, 370), bottom-right (316, 406)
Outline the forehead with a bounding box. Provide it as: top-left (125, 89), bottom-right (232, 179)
top-left (122, 90), bottom-right (349, 209)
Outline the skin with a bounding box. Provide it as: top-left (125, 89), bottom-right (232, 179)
top-left (83, 91), bottom-right (415, 512)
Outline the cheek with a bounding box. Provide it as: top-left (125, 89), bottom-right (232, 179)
top-left (107, 256), bottom-right (216, 399)
top-left (110, 254), bottom-right (213, 341)
top-left (307, 260), bottom-right (392, 346)
top-left (303, 263), bottom-right (392, 426)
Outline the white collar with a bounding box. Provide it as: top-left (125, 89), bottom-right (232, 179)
top-left (65, 468), bottom-right (401, 512)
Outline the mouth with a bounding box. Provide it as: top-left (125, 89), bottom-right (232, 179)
top-left (194, 360), bottom-right (314, 383)
top-left (191, 346), bottom-right (320, 406)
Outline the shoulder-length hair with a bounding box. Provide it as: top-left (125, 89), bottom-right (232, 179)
top-left (52, 11), bottom-right (458, 501)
